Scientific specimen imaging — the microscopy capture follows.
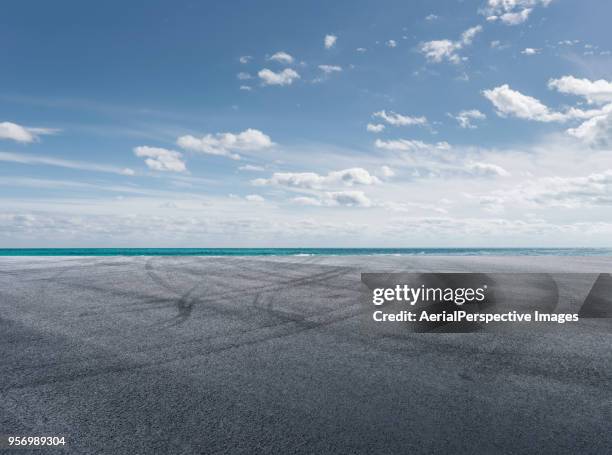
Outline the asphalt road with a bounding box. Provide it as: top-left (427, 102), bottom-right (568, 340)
top-left (1, 255), bottom-right (612, 454)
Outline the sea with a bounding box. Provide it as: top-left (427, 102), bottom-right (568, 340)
top-left (0, 248), bottom-right (611, 256)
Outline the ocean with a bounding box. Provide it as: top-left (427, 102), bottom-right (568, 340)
top-left (1, 248), bottom-right (611, 256)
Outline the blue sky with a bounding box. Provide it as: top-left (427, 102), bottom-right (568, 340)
top-left (2, 0), bottom-right (612, 247)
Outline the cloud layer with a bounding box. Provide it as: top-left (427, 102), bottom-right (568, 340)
top-left (253, 168), bottom-right (380, 189)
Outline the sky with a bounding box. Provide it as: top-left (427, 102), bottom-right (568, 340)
top-left (2, 0), bottom-right (612, 247)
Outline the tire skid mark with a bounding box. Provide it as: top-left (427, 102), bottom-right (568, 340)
top-left (2, 257), bottom-right (368, 383)
top-left (147, 258), bottom-right (357, 303)
top-left (142, 257), bottom-right (359, 324)
top-left (1, 303), bottom-right (368, 393)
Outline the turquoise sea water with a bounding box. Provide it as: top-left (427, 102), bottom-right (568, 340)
top-left (1, 248), bottom-right (611, 256)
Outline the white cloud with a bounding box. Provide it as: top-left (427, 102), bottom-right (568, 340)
top-left (419, 25), bottom-right (482, 64)
top-left (499, 8), bottom-right (532, 25)
top-left (9, 133), bottom-right (612, 247)
top-left (318, 65), bottom-right (342, 74)
top-left (478, 195), bottom-right (506, 213)
top-left (374, 139), bottom-right (451, 152)
top-left (133, 146), bottom-right (186, 173)
top-left (326, 191), bottom-right (372, 207)
top-left (292, 196), bottom-right (323, 206)
top-left (177, 128), bottom-right (274, 160)
top-left (385, 216), bottom-right (612, 241)
top-left (327, 168), bottom-right (381, 186)
top-left (291, 191), bottom-right (372, 208)
top-left (239, 55), bottom-right (252, 64)
top-left (466, 161), bottom-right (510, 177)
top-left (381, 201), bottom-right (448, 214)
top-left (253, 168), bottom-right (380, 189)
top-left (521, 47), bottom-right (540, 55)
top-left (548, 76), bottom-right (612, 104)
top-left (374, 139), bottom-right (509, 180)
top-left (237, 72), bottom-right (252, 80)
top-left (450, 109), bottom-right (487, 128)
top-left (324, 34), bottom-right (337, 49)
top-left (367, 123), bottom-right (385, 133)
top-left (386, 40), bottom-right (397, 48)
top-left (6, 207), bottom-right (612, 247)
top-left (245, 194), bottom-right (265, 202)
top-left (0, 121), bottom-right (59, 143)
top-left (482, 0), bottom-right (552, 25)
top-left (268, 51), bottom-right (294, 64)
top-left (513, 170), bottom-right (612, 208)
top-left (483, 84), bottom-right (568, 122)
top-left (461, 25), bottom-right (483, 45)
top-left (380, 165), bottom-right (395, 178)
top-left (258, 68), bottom-right (300, 86)
top-left (239, 85), bottom-right (252, 91)
top-left (558, 40), bottom-right (580, 46)
top-left (420, 39), bottom-right (462, 64)
top-left (490, 40), bottom-right (511, 50)
top-left (254, 168), bottom-right (378, 209)
top-left (484, 80), bottom-right (612, 138)
top-left (239, 164), bottom-right (265, 172)
top-left (425, 14), bottom-right (439, 21)
top-left (373, 110), bottom-right (427, 126)
top-left (356, 47), bottom-right (367, 53)
top-left (567, 112), bottom-right (612, 148)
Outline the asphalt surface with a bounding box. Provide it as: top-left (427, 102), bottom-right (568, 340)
top-left (1, 255), bottom-right (612, 454)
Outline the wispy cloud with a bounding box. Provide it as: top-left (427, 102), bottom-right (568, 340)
top-left (318, 65), bottom-right (342, 74)
top-left (0, 121), bottom-right (59, 143)
top-left (373, 110), bottom-right (427, 127)
top-left (420, 25), bottom-right (482, 64)
top-left (374, 138), bottom-right (450, 152)
top-left (0, 151), bottom-right (134, 175)
top-left (380, 165), bottom-right (395, 178)
top-left (268, 51), bottom-right (294, 65)
top-left (367, 123), bottom-right (385, 133)
top-left (481, 0), bottom-right (552, 25)
top-left (238, 164), bottom-right (265, 172)
top-left (245, 194), bottom-right (265, 202)
top-left (449, 109), bottom-right (486, 128)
